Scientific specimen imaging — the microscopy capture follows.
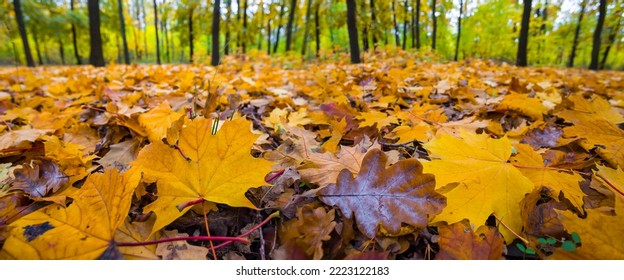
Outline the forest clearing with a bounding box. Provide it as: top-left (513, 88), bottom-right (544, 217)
top-left (0, 0), bottom-right (623, 260)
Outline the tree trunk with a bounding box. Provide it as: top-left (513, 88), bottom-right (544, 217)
top-left (70, 0), bottom-right (82, 65)
top-left (189, 9), bottom-right (194, 63)
top-left (133, 0), bottom-right (142, 61)
top-left (431, 0), bottom-right (437, 50)
top-left (516, 0), bottom-right (532, 67)
top-left (589, 0), bottom-right (606, 70)
top-left (600, 6), bottom-right (621, 69)
top-left (13, 0), bottom-right (35, 67)
top-left (568, 0), bottom-right (586, 67)
top-left (392, 1), bottom-right (400, 46)
top-left (236, 0), bottom-right (241, 51)
top-left (33, 29), bottom-right (43, 65)
top-left (402, 0), bottom-right (408, 50)
top-left (163, 10), bottom-right (170, 63)
top-left (302, 0), bottom-right (312, 56)
top-left (88, 0), bottom-right (105, 66)
top-left (224, 0), bottom-right (231, 55)
top-left (141, 0), bottom-right (148, 60)
top-left (411, 0), bottom-right (416, 48)
top-left (267, 20), bottom-right (271, 55)
top-left (117, 0), bottom-right (130, 64)
top-left (153, 0), bottom-right (160, 64)
top-left (274, 1), bottom-right (285, 53)
top-left (58, 39), bottom-right (65, 65)
top-left (242, 0), bottom-right (248, 53)
top-left (257, 0), bottom-right (264, 50)
top-left (346, 0), bottom-right (361, 63)
top-left (361, 0), bottom-right (369, 52)
top-left (454, 0), bottom-right (463, 61)
top-left (315, 1), bottom-right (321, 58)
top-left (370, 0), bottom-right (377, 48)
top-left (211, 0), bottom-right (221, 66)
top-left (285, 0), bottom-right (297, 51)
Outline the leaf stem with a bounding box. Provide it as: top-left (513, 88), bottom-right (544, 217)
top-left (596, 173), bottom-right (624, 197)
top-left (265, 169), bottom-right (285, 183)
top-left (211, 211), bottom-right (280, 250)
top-left (116, 235), bottom-right (249, 247)
top-left (492, 214), bottom-right (530, 245)
top-left (176, 198), bottom-right (205, 211)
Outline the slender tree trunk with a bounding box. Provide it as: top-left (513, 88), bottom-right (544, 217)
top-left (242, 0), bottom-right (248, 53)
top-left (43, 41), bottom-right (50, 64)
top-left (189, 9), bottom-right (194, 63)
top-left (236, 0), bottom-right (241, 51)
top-left (285, 0), bottom-right (297, 51)
top-left (315, 1), bottom-right (321, 58)
top-left (392, 1), bottom-right (400, 46)
top-left (88, 0), bottom-right (105, 67)
top-left (454, 0), bottom-right (464, 61)
top-left (516, 0), bottom-right (532, 67)
top-left (415, 0), bottom-right (420, 49)
top-left (13, 0), bottom-right (35, 67)
top-left (141, 0), bottom-right (148, 60)
top-left (568, 0), bottom-right (586, 67)
top-left (370, 0), bottom-right (377, 48)
top-left (402, 0), bottom-right (408, 50)
top-left (361, 0), bottom-right (369, 52)
top-left (58, 39), bottom-right (65, 64)
top-left (431, 0), bottom-right (437, 50)
top-left (153, 0), bottom-right (160, 64)
top-left (116, 34), bottom-right (122, 63)
top-left (257, 0), bottom-right (264, 50)
top-left (211, 0), bottom-right (221, 66)
top-left (267, 20), bottom-right (271, 55)
top-left (600, 7), bottom-right (621, 69)
top-left (224, 0), bottom-right (231, 55)
top-left (163, 10), bottom-right (170, 63)
top-left (133, 0), bottom-right (142, 61)
top-left (302, 0), bottom-right (313, 56)
top-left (589, 0), bottom-right (606, 70)
top-left (274, 1), bottom-right (285, 53)
top-left (33, 30), bottom-right (43, 65)
top-left (117, 0), bottom-right (130, 64)
top-left (346, 0), bottom-right (361, 63)
top-left (70, 0), bottom-right (82, 65)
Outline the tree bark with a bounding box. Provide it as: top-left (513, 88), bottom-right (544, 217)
top-left (315, 1), bottom-right (321, 58)
top-left (600, 5), bottom-right (621, 69)
top-left (189, 9), bottom-right (194, 63)
top-left (302, 0), bottom-right (313, 56)
top-left (402, 0), bottom-right (408, 50)
top-left (211, 0), bottom-right (221, 66)
top-left (224, 0), bottom-right (231, 55)
top-left (70, 0), bottom-right (82, 65)
top-left (88, 0), bottom-right (105, 67)
top-left (346, 0), bottom-right (361, 63)
top-left (267, 20), bottom-right (271, 55)
top-left (431, 0), bottom-right (437, 50)
top-left (568, 0), bottom-right (586, 68)
top-left (141, 0), bottom-right (148, 60)
top-left (285, 0), bottom-right (297, 51)
top-left (589, 0), bottom-right (606, 70)
top-left (414, 0), bottom-right (420, 49)
top-left (13, 0), bottom-right (35, 67)
top-left (516, 0), bottom-right (532, 67)
top-left (361, 0), bottom-right (369, 52)
top-left (370, 0), bottom-right (377, 48)
top-left (274, 0), bottom-right (285, 53)
top-left (163, 8), bottom-right (170, 63)
top-left (58, 39), bottom-right (65, 65)
top-left (242, 0), bottom-right (248, 53)
top-left (454, 0), bottom-right (463, 61)
top-left (117, 0), bottom-right (130, 64)
top-left (33, 29), bottom-right (43, 65)
top-left (153, 0), bottom-right (161, 64)
top-left (392, 1), bottom-right (400, 46)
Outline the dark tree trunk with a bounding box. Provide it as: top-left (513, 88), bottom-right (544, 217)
top-left (117, 0), bottom-right (130, 64)
top-left (392, 1), bottom-right (400, 46)
top-left (346, 0), bottom-right (361, 63)
top-left (370, 0), bottom-right (377, 48)
top-left (415, 0), bottom-right (420, 49)
top-left (454, 0), bottom-right (464, 61)
top-left (274, 1), bottom-right (285, 53)
top-left (189, 9), bottom-right (194, 62)
top-left (431, 0), bottom-right (437, 50)
top-left (70, 0), bottom-right (82, 65)
top-left (361, 0), bottom-right (369, 52)
top-left (211, 0), bottom-right (221, 66)
top-left (242, 0), bottom-right (248, 53)
top-left (153, 0), bottom-right (161, 64)
top-left (164, 11), bottom-right (170, 62)
top-left (285, 0), bottom-right (297, 51)
top-left (516, 0), bottom-right (532, 67)
top-left (236, 0), bottom-right (241, 51)
top-left (133, 0), bottom-right (142, 61)
top-left (33, 29), bottom-right (43, 65)
top-left (257, 1), bottom-right (264, 50)
top-left (600, 6), bottom-right (621, 69)
top-left (589, 0), bottom-right (606, 70)
top-left (315, 1), bottom-right (321, 58)
top-left (568, 0), bottom-right (586, 67)
top-left (224, 0), bottom-right (231, 55)
top-left (402, 0), bottom-right (408, 50)
top-left (88, 0), bottom-right (105, 67)
top-left (58, 39), bottom-right (65, 64)
top-left (141, 0), bottom-right (148, 60)
top-left (13, 0), bottom-right (35, 67)
top-left (302, 0), bottom-right (313, 56)
top-left (267, 20), bottom-right (271, 55)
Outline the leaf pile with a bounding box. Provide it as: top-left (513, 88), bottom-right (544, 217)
top-left (0, 56), bottom-right (623, 259)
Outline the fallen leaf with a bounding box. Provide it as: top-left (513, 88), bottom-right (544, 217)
top-left (435, 220), bottom-right (504, 260)
top-left (11, 159), bottom-right (68, 198)
top-left (155, 230), bottom-right (209, 260)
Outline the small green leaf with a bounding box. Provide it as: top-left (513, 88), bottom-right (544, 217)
top-left (546, 237), bottom-right (557, 245)
top-left (571, 232), bottom-right (581, 244)
top-left (525, 248), bottom-right (536, 255)
top-left (537, 237), bottom-right (547, 244)
top-left (561, 240), bottom-right (576, 252)
top-left (516, 243), bottom-right (527, 252)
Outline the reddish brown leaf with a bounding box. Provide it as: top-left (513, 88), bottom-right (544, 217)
top-left (435, 220), bottom-right (504, 260)
top-left (317, 149), bottom-right (446, 238)
top-left (12, 159), bottom-right (68, 198)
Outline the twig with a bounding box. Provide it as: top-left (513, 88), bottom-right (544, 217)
top-left (116, 235), bottom-right (249, 247)
top-left (211, 211), bottom-right (280, 250)
top-left (202, 201), bottom-right (217, 260)
top-left (492, 214), bottom-right (529, 245)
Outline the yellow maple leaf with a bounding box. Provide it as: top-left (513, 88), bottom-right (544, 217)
top-left (138, 100), bottom-right (184, 144)
top-left (132, 117), bottom-right (272, 235)
top-left (563, 119), bottom-right (624, 168)
top-left (557, 94), bottom-right (624, 125)
top-left (357, 111), bottom-right (398, 128)
top-left (0, 168), bottom-right (140, 259)
top-left (497, 92), bottom-right (548, 121)
top-left (421, 130), bottom-right (535, 241)
top-left (511, 143), bottom-right (585, 210)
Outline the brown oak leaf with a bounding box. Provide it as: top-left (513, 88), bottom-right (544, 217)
top-left (12, 159), bottom-right (68, 198)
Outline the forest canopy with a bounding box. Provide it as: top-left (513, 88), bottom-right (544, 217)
top-left (0, 0), bottom-right (623, 69)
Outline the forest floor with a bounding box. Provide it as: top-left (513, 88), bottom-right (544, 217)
top-left (0, 52), bottom-right (623, 260)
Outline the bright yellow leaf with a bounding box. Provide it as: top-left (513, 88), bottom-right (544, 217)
top-left (138, 100), bottom-right (184, 144)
